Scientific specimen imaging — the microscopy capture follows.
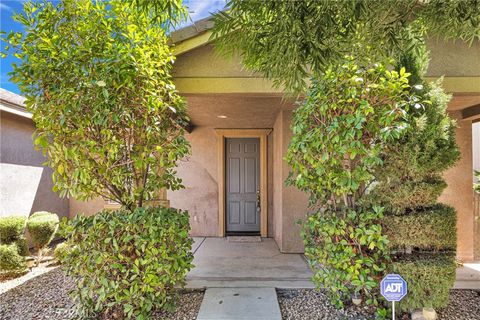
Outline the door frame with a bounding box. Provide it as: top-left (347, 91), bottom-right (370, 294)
top-left (215, 129), bottom-right (272, 237)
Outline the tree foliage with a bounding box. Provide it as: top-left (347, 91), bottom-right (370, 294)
top-left (368, 80), bottom-right (459, 213)
top-left (287, 57), bottom-right (416, 207)
top-left (5, 0), bottom-right (189, 210)
top-left (287, 57), bottom-right (419, 308)
top-left (213, 0), bottom-right (480, 93)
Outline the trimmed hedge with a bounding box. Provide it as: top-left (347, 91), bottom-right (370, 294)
top-left (0, 243), bottom-right (27, 272)
top-left (0, 216), bottom-right (27, 244)
top-left (61, 207), bottom-right (194, 319)
top-left (53, 242), bottom-right (71, 262)
top-left (383, 204), bottom-right (456, 251)
top-left (27, 211), bottom-right (59, 249)
top-left (15, 237), bottom-right (30, 256)
top-left (392, 253), bottom-right (456, 312)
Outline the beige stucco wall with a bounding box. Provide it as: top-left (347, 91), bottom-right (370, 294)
top-left (426, 39), bottom-right (480, 77)
top-left (0, 111), bottom-right (69, 219)
top-left (439, 114), bottom-right (475, 261)
top-left (272, 110), bottom-right (310, 253)
top-left (69, 197), bottom-right (106, 217)
top-left (174, 40), bottom-right (480, 80)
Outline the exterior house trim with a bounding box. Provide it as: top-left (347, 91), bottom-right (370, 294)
top-left (215, 128), bottom-right (272, 237)
top-left (174, 76), bottom-right (480, 95)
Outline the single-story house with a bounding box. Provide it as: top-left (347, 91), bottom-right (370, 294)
top-left (0, 88), bottom-right (69, 220)
top-left (1, 18), bottom-right (479, 261)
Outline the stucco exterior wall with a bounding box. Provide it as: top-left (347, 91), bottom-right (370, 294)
top-left (474, 122), bottom-right (480, 175)
top-left (426, 39), bottom-right (480, 77)
top-left (272, 110), bottom-right (309, 253)
top-left (439, 114), bottom-right (475, 261)
top-left (0, 111), bottom-right (69, 218)
top-left (69, 197), bottom-right (106, 217)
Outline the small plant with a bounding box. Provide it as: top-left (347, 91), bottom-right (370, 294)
top-left (53, 242), bottom-right (71, 263)
top-left (0, 243), bottom-right (27, 273)
top-left (475, 170), bottom-right (480, 193)
top-left (27, 211), bottom-right (59, 266)
top-left (61, 207), bottom-right (194, 319)
top-left (0, 216), bottom-right (27, 244)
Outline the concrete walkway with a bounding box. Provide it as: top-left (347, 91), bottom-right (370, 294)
top-left (196, 287), bottom-right (281, 320)
top-left (187, 237), bottom-right (314, 289)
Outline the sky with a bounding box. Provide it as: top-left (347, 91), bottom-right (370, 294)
top-left (0, 0), bottom-right (226, 95)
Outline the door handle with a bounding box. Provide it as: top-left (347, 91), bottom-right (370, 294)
top-left (256, 190), bottom-right (261, 211)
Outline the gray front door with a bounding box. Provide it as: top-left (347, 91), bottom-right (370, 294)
top-left (226, 138), bottom-right (260, 233)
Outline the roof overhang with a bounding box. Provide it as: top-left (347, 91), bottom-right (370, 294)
top-left (170, 16), bottom-right (215, 56)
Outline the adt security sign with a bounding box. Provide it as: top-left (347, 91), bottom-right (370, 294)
top-left (381, 274), bottom-right (407, 301)
top-left (381, 274), bottom-right (407, 320)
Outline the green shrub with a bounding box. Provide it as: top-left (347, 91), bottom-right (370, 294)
top-left (0, 216), bottom-right (27, 244)
top-left (62, 207), bottom-right (194, 319)
top-left (302, 206), bottom-right (389, 307)
top-left (15, 237), bottom-right (30, 256)
top-left (27, 211), bottom-right (59, 249)
top-left (392, 253), bottom-right (456, 312)
top-left (0, 243), bottom-right (27, 272)
top-left (383, 204), bottom-right (456, 251)
top-left (53, 242), bottom-right (71, 263)
top-left (370, 81), bottom-right (459, 213)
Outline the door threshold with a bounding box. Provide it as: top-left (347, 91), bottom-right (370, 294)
top-left (227, 236), bottom-right (262, 243)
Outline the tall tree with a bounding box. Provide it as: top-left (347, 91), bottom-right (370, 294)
top-left (213, 0), bottom-right (480, 93)
top-left (4, 0), bottom-right (189, 210)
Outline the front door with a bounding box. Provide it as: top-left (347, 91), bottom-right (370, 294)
top-left (225, 138), bottom-right (260, 233)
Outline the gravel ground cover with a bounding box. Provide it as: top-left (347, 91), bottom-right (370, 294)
top-left (277, 289), bottom-right (480, 320)
top-left (277, 289), bottom-right (372, 320)
top-left (0, 268), bottom-right (204, 320)
top-left (437, 290), bottom-right (480, 320)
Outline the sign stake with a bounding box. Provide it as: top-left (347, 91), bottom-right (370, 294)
top-left (392, 301), bottom-right (395, 320)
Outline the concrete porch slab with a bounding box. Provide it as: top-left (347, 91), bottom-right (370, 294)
top-left (454, 262), bottom-right (480, 289)
top-left (196, 287), bottom-right (281, 320)
top-left (186, 237), bottom-right (314, 288)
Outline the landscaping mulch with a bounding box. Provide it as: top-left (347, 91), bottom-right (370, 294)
top-left (277, 288), bottom-right (480, 320)
top-left (0, 268), bottom-right (204, 320)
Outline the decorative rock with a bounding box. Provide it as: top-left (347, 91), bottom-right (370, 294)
top-left (411, 309), bottom-right (426, 320)
top-left (422, 307), bottom-right (437, 320)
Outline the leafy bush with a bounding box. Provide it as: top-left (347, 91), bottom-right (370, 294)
top-left (383, 204), bottom-right (456, 251)
top-left (61, 207), bottom-right (194, 319)
top-left (0, 244), bottom-right (27, 272)
top-left (303, 206), bottom-right (389, 307)
top-left (392, 253), bottom-right (456, 312)
top-left (0, 216), bottom-right (27, 244)
top-left (27, 211), bottom-right (59, 249)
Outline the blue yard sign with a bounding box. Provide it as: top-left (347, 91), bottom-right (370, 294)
top-left (380, 274), bottom-right (407, 320)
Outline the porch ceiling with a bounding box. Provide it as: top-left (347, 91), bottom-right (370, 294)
top-left (184, 95), bottom-right (294, 128)
top-left (448, 94), bottom-right (480, 111)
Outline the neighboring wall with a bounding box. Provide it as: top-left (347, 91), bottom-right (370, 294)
top-left (0, 110), bottom-right (69, 218)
